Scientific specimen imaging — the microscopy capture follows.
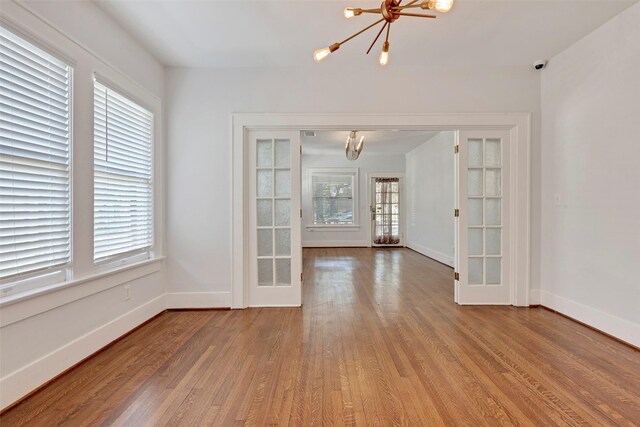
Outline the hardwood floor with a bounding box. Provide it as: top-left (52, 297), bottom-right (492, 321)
top-left (2, 248), bottom-right (639, 426)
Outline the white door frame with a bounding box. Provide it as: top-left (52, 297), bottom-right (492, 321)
top-left (232, 113), bottom-right (531, 309)
top-left (366, 172), bottom-right (405, 247)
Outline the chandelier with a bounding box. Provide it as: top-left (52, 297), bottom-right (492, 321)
top-left (346, 131), bottom-right (364, 161)
top-left (313, 0), bottom-right (454, 66)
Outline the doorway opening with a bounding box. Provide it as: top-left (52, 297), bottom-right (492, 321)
top-left (301, 130), bottom-right (443, 252)
top-left (299, 129), bottom-right (459, 305)
top-left (232, 113), bottom-right (531, 309)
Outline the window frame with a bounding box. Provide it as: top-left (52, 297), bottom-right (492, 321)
top-left (0, 14), bottom-right (164, 306)
top-left (0, 24), bottom-right (74, 297)
top-left (306, 167), bottom-right (359, 229)
top-left (92, 75), bottom-right (156, 270)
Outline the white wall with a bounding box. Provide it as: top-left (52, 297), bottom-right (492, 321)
top-left (166, 65), bottom-right (541, 301)
top-left (405, 132), bottom-right (455, 266)
top-left (540, 2), bottom-right (640, 346)
top-left (301, 153), bottom-right (406, 247)
top-left (0, 0), bottom-right (166, 410)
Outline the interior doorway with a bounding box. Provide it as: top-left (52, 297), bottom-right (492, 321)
top-left (232, 113), bottom-right (532, 309)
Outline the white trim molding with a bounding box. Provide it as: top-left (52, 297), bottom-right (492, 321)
top-left (303, 240), bottom-right (370, 248)
top-left (166, 292), bottom-right (231, 309)
top-left (540, 290), bottom-right (640, 348)
top-left (406, 243), bottom-right (454, 267)
top-left (305, 226), bottom-right (361, 232)
top-left (232, 113), bottom-right (531, 308)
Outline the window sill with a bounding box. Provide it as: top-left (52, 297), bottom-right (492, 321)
top-left (0, 257), bottom-right (165, 326)
top-left (306, 225), bottom-right (360, 232)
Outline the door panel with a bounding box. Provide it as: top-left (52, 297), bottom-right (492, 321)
top-left (370, 177), bottom-right (402, 247)
top-left (248, 131), bottom-right (301, 306)
top-left (456, 130), bottom-right (510, 305)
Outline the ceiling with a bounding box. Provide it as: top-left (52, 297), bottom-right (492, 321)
top-left (301, 130), bottom-right (441, 155)
top-left (93, 0), bottom-right (637, 68)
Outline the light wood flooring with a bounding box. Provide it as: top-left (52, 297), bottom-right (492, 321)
top-left (1, 248), bottom-right (639, 426)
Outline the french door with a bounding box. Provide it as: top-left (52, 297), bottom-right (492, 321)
top-left (456, 130), bottom-right (511, 305)
top-left (248, 130), bottom-right (302, 307)
top-left (370, 177), bottom-right (402, 246)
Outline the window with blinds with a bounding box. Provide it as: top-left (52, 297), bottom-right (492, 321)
top-left (309, 169), bottom-right (358, 226)
top-left (93, 81), bottom-right (153, 263)
top-left (0, 26), bottom-right (71, 285)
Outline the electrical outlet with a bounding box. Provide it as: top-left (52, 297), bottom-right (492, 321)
top-left (124, 285), bottom-right (131, 301)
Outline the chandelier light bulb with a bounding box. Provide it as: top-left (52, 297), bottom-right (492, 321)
top-left (344, 8), bottom-right (355, 18)
top-left (379, 42), bottom-right (389, 66)
top-left (313, 47), bottom-right (331, 63)
top-left (424, 0), bottom-right (454, 13)
top-left (313, 43), bottom-right (340, 63)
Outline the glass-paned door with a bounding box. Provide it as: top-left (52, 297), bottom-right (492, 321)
top-left (371, 177), bottom-right (401, 246)
top-left (456, 130), bottom-right (511, 304)
top-left (248, 131), bottom-right (301, 307)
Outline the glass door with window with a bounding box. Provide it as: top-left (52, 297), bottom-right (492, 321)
top-left (370, 177), bottom-right (401, 246)
top-left (248, 130), bottom-right (302, 307)
top-left (456, 130), bottom-right (510, 304)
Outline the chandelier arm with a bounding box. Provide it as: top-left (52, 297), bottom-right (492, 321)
top-left (339, 18), bottom-right (385, 45)
top-left (385, 22), bottom-right (391, 44)
top-left (396, 4), bottom-right (422, 10)
top-left (393, 12), bottom-right (436, 18)
top-left (398, 0), bottom-right (421, 8)
top-left (359, 8), bottom-right (383, 14)
top-left (366, 22), bottom-right (388, 55)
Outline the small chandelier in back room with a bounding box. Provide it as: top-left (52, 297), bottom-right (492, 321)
top-left (346, 131), bottom-right (364, 161)
top-left (313, 0), bottom-right (454, 66)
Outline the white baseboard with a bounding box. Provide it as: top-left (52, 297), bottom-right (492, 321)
top-left (166, 292), bottom-right (231, 309)
top-left (0, 294), bottom-right (166, 411)
top-left (529, 289), bottom-right (540, 305)
top-left (303, 240), bottom-right (370, 248)
top-left (406, 242), bottom-right (454, 267)
top-left (540, 290), bottom-right (639, 348)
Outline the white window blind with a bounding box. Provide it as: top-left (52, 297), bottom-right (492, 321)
top-left (310, 171), bottom-right (356, 226)
top-left (0, 26), bottom-right (71, 282)
top-left (94, 81), bottom-right (153, 263)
